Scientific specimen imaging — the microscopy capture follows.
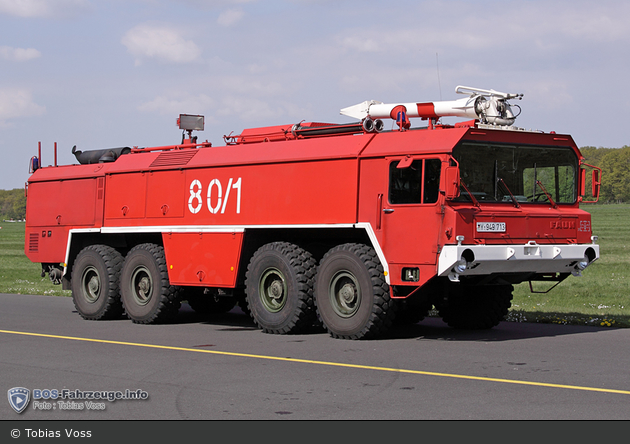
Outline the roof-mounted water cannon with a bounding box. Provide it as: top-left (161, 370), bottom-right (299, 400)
top-left (340, 85), bottom-right (523, 129)
top-left (456, 86), bottom-right (523, 126)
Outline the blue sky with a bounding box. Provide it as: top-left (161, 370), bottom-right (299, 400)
top-left (1, 0), bottom-right (628, 189)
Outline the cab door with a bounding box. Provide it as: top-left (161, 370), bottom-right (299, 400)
top-left (359, 156), bottom-right (444, 286)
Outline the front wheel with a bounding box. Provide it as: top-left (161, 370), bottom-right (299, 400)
top-left (437, 284), bottom-right (513, 329)
top-left (314, 243), bottom-right (395, 340)
top-left (120, 243), bottom-right (182, 324)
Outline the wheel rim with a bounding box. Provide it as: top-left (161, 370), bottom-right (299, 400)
top-left (329, 271), bottom-right (360, 318)
top-left (130, 266), bottom-right (153, 306)
top-left (259, 267), bottom-right (287, 313)
top-left (80, 266), bottom-right (101, 303)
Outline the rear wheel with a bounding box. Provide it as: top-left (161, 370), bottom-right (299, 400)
top-left (437, 284), bottom-right (513, 329)
top-left (120, 243), bottom-right (182, 324)
top-left (71, 245), bottom-right (124, 320)
top-left (314, 243), bottom-right (395, 339)
top-left (245, 242), bottom-right (317, 334)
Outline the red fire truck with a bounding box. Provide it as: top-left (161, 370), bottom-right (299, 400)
top-left (24, 86), bottom-right (601, 339)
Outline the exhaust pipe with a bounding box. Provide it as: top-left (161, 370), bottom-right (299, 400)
top-left (72, 145), bottom-right (132, 165)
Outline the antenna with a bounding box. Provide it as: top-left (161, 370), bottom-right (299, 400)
top-left (436, 52), bottom-right (442, 101)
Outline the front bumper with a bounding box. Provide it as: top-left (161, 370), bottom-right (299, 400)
top-left (438, 240), bottom-right (599, 282)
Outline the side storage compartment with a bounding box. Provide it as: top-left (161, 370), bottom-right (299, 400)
top-left (162, 231), bottom-right (244, 287)
top-left (25, 177), bottom-right (102, 264)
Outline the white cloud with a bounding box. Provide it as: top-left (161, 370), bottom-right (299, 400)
top-left (336, 1), bottom-right (630, 58)
top-left (138, 94), bottom-right (216, 116)
top-left (0, 88), bottom-right (45, 125)
top-left (178, 0), bottom-right (256, 10)
top-left (136, 91), bottom-right (301, 128)
top-left (0, 0), bottom-right (89, 18)
top-left (0, 46), bottom-right (41, 62)
top-left (217, 8), bottom-right (244, 27)
top-left (121, 24), bottom-right (202, 65)
top-left (219, 75), bottom-right (285, 97)
top-left (340, 36), bottom-right (380, 53)
top-left (215, 95), bottom-right (301, 123)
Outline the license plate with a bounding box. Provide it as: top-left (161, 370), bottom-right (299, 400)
top-left (476, 222), bottom-right (506, 232)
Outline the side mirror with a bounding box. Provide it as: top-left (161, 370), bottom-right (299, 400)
top-left (444, 166), bottom-right (460, 199)
top-left (580, 163), bottom-right (601, 203)
top-left (592, 169), bottom-right (601, 199)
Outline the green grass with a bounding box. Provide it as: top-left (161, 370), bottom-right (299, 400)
top-left (1, 205), bottom-right (629, 327)
top-left (0, 222), bottom-right (70, 296)
top-left (507, 204), bottom-right (630, 328)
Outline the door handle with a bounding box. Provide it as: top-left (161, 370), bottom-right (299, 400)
top-left (383, 208), bottom-right (394, 214)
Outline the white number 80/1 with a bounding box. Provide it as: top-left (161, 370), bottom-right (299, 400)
top-left (188, 178), bottom-right (242, 215)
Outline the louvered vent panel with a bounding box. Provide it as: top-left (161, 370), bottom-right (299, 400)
top-left (29, 233), bottom-right (39, 253)
top-left (150, 150), bottom-right (198, 167)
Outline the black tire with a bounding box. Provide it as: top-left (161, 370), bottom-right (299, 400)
top-left (437, 284), bottom-right (513, 329)
top-left (314, 243), bottom-right (395, 340)
top-left (185, 288), bottom-right (237, 314)
top-left (235, 289), bottom-right (250, 317)
top-left (71, 245), bottom-right (124, 320)
top-left (394, 298), bottom-right (433, 325)
top-left (245, 242), bottom-right (317, 334)
top-left (120, 243), bottom-right (182, 324)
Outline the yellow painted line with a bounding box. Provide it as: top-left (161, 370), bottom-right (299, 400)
top-left (2, 329), bottom-right (629, 396)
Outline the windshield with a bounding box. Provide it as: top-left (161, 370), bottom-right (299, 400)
top-left (452, 142), bottom-right (578, 204)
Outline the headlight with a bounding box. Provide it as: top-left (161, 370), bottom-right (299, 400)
top-left (455, 260), bottom-right (467, 274)
top-left (576, 258), bottom-right (590, 270)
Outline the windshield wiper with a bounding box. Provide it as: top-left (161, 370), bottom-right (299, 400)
top-left (460, 180), bottom-right (480, 207)
top-left (497, 177), bottom-right (520, 208)
top-left (535, 180), bottom-right (558, 208)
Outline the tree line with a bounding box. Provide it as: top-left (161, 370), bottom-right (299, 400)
top-left (0, 189), bottom-right (26, 221)
top-left (580, 146), bottom-right (630, 203)
top-left (0, 145), bottom-right (627, 220)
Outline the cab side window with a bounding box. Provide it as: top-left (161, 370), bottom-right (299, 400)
top-left (389, 160), bottom-right (422, 204)
top-left (389, 158), bottom-right (441, 205)
top-left (423, 159), bottom-right (441, 203)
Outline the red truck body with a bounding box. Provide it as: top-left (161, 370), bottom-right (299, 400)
top-left (24, 88), bottom-right (601, 339)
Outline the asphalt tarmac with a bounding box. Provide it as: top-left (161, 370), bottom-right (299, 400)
top-left (1, 293), bottom-right (629, 421)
